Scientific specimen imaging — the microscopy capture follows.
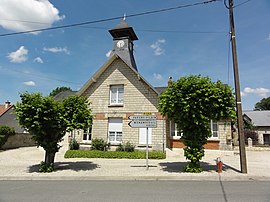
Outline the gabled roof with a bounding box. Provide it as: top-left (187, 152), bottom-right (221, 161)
top-left (0, 104), bottom-right (14, 117)
top-left (77, 53), bottom-right (159, 96)
top-left (0, 106), bottom-right (25, 133)
top-left (243, 110), bottom-right (270, 127)
top-left (53, 90), bottom-right (77, 101)
top-left (155, 87), bottom-right (167, 94)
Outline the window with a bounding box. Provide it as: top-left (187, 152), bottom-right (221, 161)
top-left (82, 128), bottom-right (92, 142)
top-left (110, 85), bottom-right (124, 105)
top-left (170, 120), bottom-right (182, 137)
top-left (108, 118), bottom-right (122, 143)
top-left (139, 128), bottom-right (152, 144)
top-left (210, 120), bottom-right (218, 138)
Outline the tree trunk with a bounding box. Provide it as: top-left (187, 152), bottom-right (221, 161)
top-left (44, 150), bottom-right (56, 165)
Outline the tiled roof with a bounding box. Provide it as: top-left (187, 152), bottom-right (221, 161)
top-left (154, 87), bottom-right (167, 94)
top-left (53, 90), bottom-right (77, 101)
top-left (0, 104), bottom-right (13, 117)
top-left (243, 110), bottom-right (270, 127)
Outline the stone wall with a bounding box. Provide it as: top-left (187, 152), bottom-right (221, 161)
top-left (2, 133), bottom-right (36, 149)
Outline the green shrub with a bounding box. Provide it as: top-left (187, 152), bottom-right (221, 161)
top-left (91, 138), bottom-right (110, 151)
top-left (64, 150), bottom-right (166, 159)
top-left (124, 141), bottom-right (135, 152)
top-left (39, 161), bottom-right (54, 172)
top-left (116, 141), bottom-right (135, 152)
top-left (0, 125), bottom-right (15, 148)
top-left (69, 139), bottom-right (79, 150)
top-left (116, 144), bottom-right (125, 152)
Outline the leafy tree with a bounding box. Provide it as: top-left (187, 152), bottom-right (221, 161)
top-left (159, 75), bottom-right (235, 172)
top-left (49, 86), bottom-right (72, 97)
top-left (254, 97), bottom-right (270, 111)
top-left (15, 92), bottom-right (93, 172)
top-left (0, 125), bottom-right (15, 148)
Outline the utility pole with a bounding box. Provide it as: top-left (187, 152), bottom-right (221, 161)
top-left (228, 0), bottom-right (247, 173)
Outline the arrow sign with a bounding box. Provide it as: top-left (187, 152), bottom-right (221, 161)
top-left (128, 115), bottom-right (156, 120)
top-left (128, 120), bottom-right (157, 128)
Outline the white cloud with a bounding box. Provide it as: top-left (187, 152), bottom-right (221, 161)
top-left (241, 87), bottom-right (270, 97)
top-left (23, 81), bottom-right (36, 86)
top-left (33, 57), bottom-right (43, 64)
top-left (150, 39), bottom-right (166, 56)
top-left (43, 47), bottom-right (70, 54)
top-left (7, 46), bottom-right (28, 63)
top-left (0, 0), bottom-right (64, 34)
top-left (154, 73), bottom-right (163, 80)
top-left (106, 50), bottom-right (112, 58)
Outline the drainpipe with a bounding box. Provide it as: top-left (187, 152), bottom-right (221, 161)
top-left (162, 116), bottom-right (165, 153)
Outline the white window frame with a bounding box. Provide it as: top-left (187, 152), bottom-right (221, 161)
top-left (110, 85), bottom-right (124, 105)
top-left (82, 128), bottom-right (92, 143)
top-left (108, 118), bottom-right (123, 144)
top-left (210, 120), bottom-right (219, 139)
top-left (139, 128), bottom-right (152, 145)
top-left (170, 120), bottom-right (182, 139)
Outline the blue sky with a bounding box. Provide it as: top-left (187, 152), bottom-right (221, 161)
top-left (0, 0), bottom-right (269, 110)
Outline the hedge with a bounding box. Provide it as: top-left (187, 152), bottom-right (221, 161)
top-left (64, 150), bottom-right (166, 159)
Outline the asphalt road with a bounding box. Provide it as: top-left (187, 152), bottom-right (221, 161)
top-left (0, 180), bottom-right (269, 202)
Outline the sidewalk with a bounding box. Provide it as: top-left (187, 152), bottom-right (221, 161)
top-left (0, 146), bottom-right (269, 181)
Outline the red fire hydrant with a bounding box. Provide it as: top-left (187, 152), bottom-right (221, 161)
top-left (216, 157), bottom-right (223, 173)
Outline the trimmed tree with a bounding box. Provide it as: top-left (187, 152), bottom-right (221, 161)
top-left (159, 75), bottom-right (235, 172)
top-left (15, 92), bottom-right (92, 172)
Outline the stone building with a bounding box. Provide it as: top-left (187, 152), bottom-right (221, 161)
top-left (70, 19), bottom-right (233, 151)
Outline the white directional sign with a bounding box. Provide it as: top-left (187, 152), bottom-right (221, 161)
top-left (128, 120), bottom-right (157, 128)
top-left (128, 115), bottom-right (156, 120)
top-left (128, 114), bottom-right (157, 170)
top-left (128, 115), bottom-right (157, 128)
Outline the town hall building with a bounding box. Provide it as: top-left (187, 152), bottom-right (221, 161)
top-left (71, 19), bottom-right (233, 151)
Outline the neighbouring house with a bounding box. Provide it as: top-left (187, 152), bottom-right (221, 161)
top-left (67, 19), bottom-right (233, 151)
top-left (0, 101), bottom-right (36, 149)
top-left (243, 110), bottom-right (270, 145)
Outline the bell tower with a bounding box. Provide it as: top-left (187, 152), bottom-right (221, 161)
top-left (109, 19), bottom-right (138, 71)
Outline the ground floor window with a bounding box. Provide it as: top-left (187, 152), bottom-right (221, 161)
top-left (82, 127), bottom-right (92, 142)
top-left (263, 134), bottom-right (270, 145)
top-left (210, 120), bottom-right (218, 138)
top-left (170, 120), bottom-right (182, 137)
top-left (139, 128), bottom-right (152, 144)
top-left (108, 118), bottom-right (122, 143)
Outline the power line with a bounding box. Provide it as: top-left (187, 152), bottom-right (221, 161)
top-left (224, 0), bottom-right (252, 9)
top-left (0, 0), bottom-right (220, 37)
top-left (77, 25), bottom-right (228, 34)
top-left (0, 66), bottom-right (82, 85)
top-left (233, 0), bottom-right (252, 8)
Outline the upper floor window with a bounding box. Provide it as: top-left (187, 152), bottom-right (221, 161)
top-left (210, 120), bottom-right (218, 138)
top-left (110, 85), bottom-right (124, 105)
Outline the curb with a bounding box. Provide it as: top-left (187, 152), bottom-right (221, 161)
top-left (1, 174), bottom-right (269, 181)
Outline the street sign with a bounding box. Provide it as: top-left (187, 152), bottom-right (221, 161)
top-left (128, 114), bottom-right (157, 170)
top-left (128, 115), bottom-right (156, 120)
top-left (128, 120), bottom-right (157, 128)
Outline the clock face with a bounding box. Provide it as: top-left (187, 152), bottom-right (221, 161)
top-left (117, 40), bottom-right (125, 48)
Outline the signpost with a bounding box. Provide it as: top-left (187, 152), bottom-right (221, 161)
top-left (128, 114), bottom-right (157, 170)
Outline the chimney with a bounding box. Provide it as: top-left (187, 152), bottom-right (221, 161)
top-left (168, 77), bottom-right (173, 87)
top-left (5, 101), bottom-right (11, 109)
